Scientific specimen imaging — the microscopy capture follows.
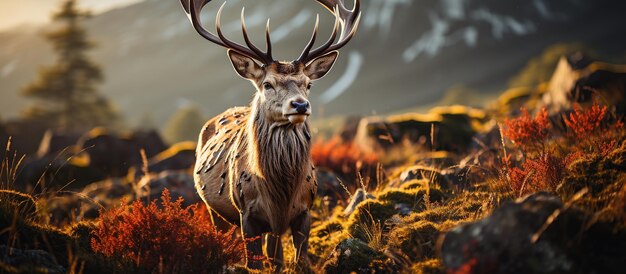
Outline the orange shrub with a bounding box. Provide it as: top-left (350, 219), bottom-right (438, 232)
top-left (311, 136), bottom-right (378, 180)
top-left (563, 102), bottom-right (607, 137)
top-left (91, 189), bottom-right (244, 273)
top-left (502, 108), bottom-right (551, 149)
top-left (507, 153), bottom-right (565, 196)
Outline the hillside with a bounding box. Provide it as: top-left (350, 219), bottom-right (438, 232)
top-left (1, 0), bottom-right (626, 124)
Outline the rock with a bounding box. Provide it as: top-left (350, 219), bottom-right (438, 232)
top-left (354, 106), bottom-right (486, 154)
top-left (15, 152), bottom-right (105, 192)
top-left (343, 188), bottom-right (375, 216)
top-left (0, 245), bottom-right (65, 273)
top-left (540, 55), bottom-right (626, 115)
top-left (135, 171), bottom-right (198, 206)
top-left (81, 178), bottom-right (132, 217)
top-left (338, 115), bottom-right (363, 142)
top-left (394, 203), bottom-right (413, 216)
top-left (440, 192), bottom-right (626, 274)
top-left (35, 129), bottom-right (81, 158)
top-left (147, 141), bottom-right (196, 173)
top-left (43, 178), bottom-right (132, 225)
top-left (77, 127), bottom-right (168, 178)
top-left (398, 165), bottom-right (451, 189)
top-left (322, 238), bottom-right (391, 274)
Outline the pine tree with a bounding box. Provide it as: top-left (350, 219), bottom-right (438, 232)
top-left (21, 0), bottom-right (118, 131)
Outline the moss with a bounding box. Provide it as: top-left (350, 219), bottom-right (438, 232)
top-left (322, 238), bottom-right (392, 274)
top-left (311, 220), bottom-right (343, 238)
top-left (309, 220), bottom-right (348, 263)
top-left (377, 187), bottom-right (446, 211)
top-left (401, 179), bottom-right (429, 190)
top-left (345, 200), bottom-right (396, 242)
top-left (411, 259), bottom-right (445, 274)
top-left (564, 151), bottom-right (622, 195)
top-left (387, 221), bottom-right (439, 260)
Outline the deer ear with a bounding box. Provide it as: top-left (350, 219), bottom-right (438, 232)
top-left (304, 51), bottom-right (338, 80)
top-left (228, 50), bottom-right (263, 81)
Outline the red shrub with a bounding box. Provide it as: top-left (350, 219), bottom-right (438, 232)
top-left (563, 102), bottom-right (607, 137)
top-left (311, 136), bottom-right (378, 179)
top-left (502, 108), bottom-right (551, 149)
top-left (91, 189), bottom-right (244, 273)
top-left (507, 153), bottom-right (565, 196)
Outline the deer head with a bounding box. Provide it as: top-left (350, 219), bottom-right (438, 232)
top-left (181, 0), bottom-right (361, 125)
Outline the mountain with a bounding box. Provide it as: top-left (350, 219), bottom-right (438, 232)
top-left (1, 0), bottom-right (626, 125)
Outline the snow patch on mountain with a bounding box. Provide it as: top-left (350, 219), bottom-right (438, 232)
top-left (319, 51), bottom-right (363, 104)
top-left (272, 10), bottom-right (312, 42)
top-left (363, 0), bottom-right (411, 36)
top-left (1, 60), bottom-right (18, 78)
top-left (471, 8), bottom-right (534, 38)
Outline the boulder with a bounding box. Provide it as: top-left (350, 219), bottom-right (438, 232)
top-left (35, 129), bottom-right (81, 158)
top-left (146, 141), bottom-right (196, 173)
top-left (440, 192), bottom-right (626, 274)
top-left (354, 106), bottom-right (486, 154)
top-left (15, 151), bottom-right (104, 192)
top-left (343, 188), bottom-right (375, 216)
top-left (540, 54), bottom-right (626, 115)
top-left (135, 171), bottom-right (198, 206)
top-left (77, 128), bottom-right (168, 178)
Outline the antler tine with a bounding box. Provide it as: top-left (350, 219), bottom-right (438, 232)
top-left (305, 7), bottom-right (341, 61)
top-left (181, 0), bottom-right (274, 64)
top-left (265, 19), bottom-right (273, 61)
top-left (184, 0), bottom-right (227, 47)
top-left (297, 14), bottom-right (320, 62)
top-left (297, 0), bottom-right (361, 64)
top-left (241, 8), bottom-right (273, 64)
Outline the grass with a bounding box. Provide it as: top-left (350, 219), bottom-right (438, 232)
top-left (2, 87), bottom-right (626, 273)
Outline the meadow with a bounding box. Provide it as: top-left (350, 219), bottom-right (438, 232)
top-left (1, 56), bottom-right (626, 273)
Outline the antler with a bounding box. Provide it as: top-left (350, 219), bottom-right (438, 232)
top-left (297, 0), bottom-right (362, 64)
top-left (180, 0), bottom-right (273, 64)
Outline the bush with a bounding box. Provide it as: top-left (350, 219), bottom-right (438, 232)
top-left (563, 102), bottom-right (607, 137)
top-left (502, 107), bottom-right (551, 150)
top-left (91, 189), bottom-right (244, 273)
top-left (311, 136), bottom-right (378, 184)
top-left (507, 153), bottom-right (565, 196)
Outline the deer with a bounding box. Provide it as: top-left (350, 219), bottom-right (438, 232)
top-left (180, 0), bottom-right (360, 270)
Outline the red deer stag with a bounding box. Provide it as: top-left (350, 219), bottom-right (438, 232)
top-left (180, 0), bottom-right (361, 270)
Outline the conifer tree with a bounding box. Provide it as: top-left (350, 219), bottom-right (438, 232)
top-left (21, 0), bottom-right (118, 131)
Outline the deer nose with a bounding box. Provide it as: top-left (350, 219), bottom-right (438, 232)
top-left (290, 100), bottom-right (310, 114)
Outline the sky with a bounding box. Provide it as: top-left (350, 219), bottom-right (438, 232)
top-left (0, 0), bottom-right (144, 31)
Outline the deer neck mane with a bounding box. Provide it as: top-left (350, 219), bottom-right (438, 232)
top-left (246, 96), bottom-right (311, 216)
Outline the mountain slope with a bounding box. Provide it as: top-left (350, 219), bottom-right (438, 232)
top-left (1, 0), bottom-right (625, 124)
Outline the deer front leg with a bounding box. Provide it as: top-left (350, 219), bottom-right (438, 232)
top-left (290, 211), bottom-right (312, 266)
top-left (242, 213), bottom-right (266, 270)
top-left (265, 233), bottom-right (284, 272)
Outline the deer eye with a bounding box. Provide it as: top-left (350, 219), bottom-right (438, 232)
top-left (307, 83), bottom-right (312, 90)
top-left (263, 82), bottom-right (273, 90)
